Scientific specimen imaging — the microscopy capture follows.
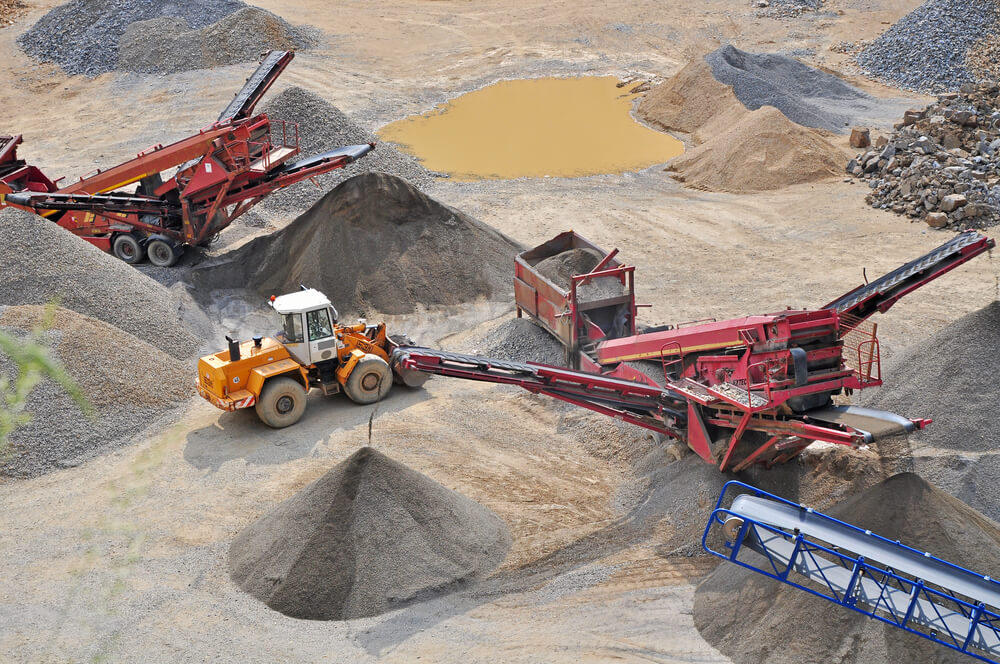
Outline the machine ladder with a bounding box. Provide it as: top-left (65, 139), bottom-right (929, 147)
top-left (703, 481), bottom-right (1000, 663)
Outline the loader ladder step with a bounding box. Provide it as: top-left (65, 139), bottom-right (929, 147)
top-left (704, 481), bottom-right (1000, 664)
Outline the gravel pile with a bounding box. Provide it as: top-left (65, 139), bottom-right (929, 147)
top-left (856, 0), bottom-right (1000, 93)
top-left (0, 209), bottom-right (200, 359)
top-left (17, 0), bottom-right (245, 77)
top-left (253, 87), bottom-right (435, 220)
top-left (0, 305), bottom-right (191, 477)
top-left (0, 0), bottom-right (26, 27)
top-left (190, 173), bottom-right (519, 316)
top-left (118, 7), bottom-right (312, 75)
top-left (860, 302), bottom-right (1000, 453)
top-left (229, 447), bottom-right (510, 620)
top-left (846, 84), bottom-right (1000, 229)
top-left (705, 45), bottom-right (907, 133)
top-left (695, 473), bottom-right (1000, 663)
top-left (534, 247), bottom-right (625, 302)
top-left (463, 318), bottom-right (565, 366)
top-left (757, 0), bottom-right (825, 19)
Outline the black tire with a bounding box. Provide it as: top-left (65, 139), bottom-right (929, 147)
top-left (343, 354), bottom-right (392, 405)
top-left (147, 239), bottom-right (179, 267)
top-left (255, 376), bottom-right (307, 428)
top-left (112, 234), bottom-right (144, 264)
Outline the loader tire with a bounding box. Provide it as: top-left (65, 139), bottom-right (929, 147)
top-left (147, 239), bottom-right (179, 267)
top-left (112, 234), bottom-right (144, 264)
top-left (255, 376), bottom-right (307, 428)
top-left (344, 354), bottom-right (392, 405)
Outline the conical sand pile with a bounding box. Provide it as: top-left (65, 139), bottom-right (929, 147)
top-left (229, 447), bottom-right (511, 620)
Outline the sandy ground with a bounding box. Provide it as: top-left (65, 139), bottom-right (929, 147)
top-left (1, 0), bottom-right (996, 662)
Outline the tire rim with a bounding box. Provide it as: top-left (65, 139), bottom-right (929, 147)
top-left (151, 243), bottom-right (171, 264)
top-left (276, 395), bottom-right (294, 414)
top-left (361, 372), bottom-right (380, 391)
top-left (119, 242), bottom-right (135, 259)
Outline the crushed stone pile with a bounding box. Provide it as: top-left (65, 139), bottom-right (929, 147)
top-left (534, 247), bottom-right (625, 302)
top-left (0, 209), bottom-right (200, 359)
top-left (17, 0), bottom-right (246, 77)
top-left (253, 87), bottom-right (435, 219)
top-left (462, 318), bottom-right (565, 366)
top-left (846, 83), bottom-right (1000, 229)
top-left (0, 0), bottom-right (26, 27)
top-left (860, 302), bottom-right (1000, 454)
top-left (666, 106), bottom-right (847, 193)
top-left (118, 7), bottom-right (312, 75)
top-left (756, 0), bottom-right (825, 19)
top-left (0, 305), bottom-right (191, 477)
top-left (229, 447), bottom-right (510, 620)
top-left (856, 0), bottom-right (1000, 93)
top-left (705, 45), bottom-right (909, 134)
top-left (695, 473), bottom-right (1000, 664)
top-left (190, 173), bottom-right (519, 315)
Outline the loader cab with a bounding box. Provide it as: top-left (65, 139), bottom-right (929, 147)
top-left (270, 289), bottom-right (340, 367)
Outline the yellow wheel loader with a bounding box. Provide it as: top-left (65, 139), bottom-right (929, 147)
top-left (197, 288), bottom-right (427, 428)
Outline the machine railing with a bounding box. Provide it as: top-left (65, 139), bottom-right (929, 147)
top-left (840, 313), bottom-right (881, 387)
top-left (703, 481), bottom-right (1000, 664)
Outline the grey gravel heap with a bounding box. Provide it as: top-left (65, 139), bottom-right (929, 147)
top-left (755, 0), bottom-right (824, 19)
top-left (253, 87), bottom-right (435, 220)
top-left (18, 0), bottom-right (246, 77)
top-left (856, 0), bottom-right (1000, 93)
top-left (846, 83), bottom-right (1000, 229)
top-left (704, 45), bottom-right (904, 133)
top-left (0, 208), bottom-right (200, 358)
top-left (117, 7), bottom-right (312, 75)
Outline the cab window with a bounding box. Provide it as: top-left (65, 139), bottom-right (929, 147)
top-left (282, 313), bottom-right (304, 343)
top-left (307, 308), bottom-right (333, 341)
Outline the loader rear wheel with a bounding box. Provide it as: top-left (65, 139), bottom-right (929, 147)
top-left (255, 377), bottom-right (307, 428)
top-left (112, 234), bottom-right (144, 264)
top-left (147, 239), bottom-right (179, 267)
top-left (344, 354), bottom-right (392, 405)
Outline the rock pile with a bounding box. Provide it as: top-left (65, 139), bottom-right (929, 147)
top-left (253, 87), bottom-right (435, 220)
top-left (0, 0), bottom-right (25, 27)
top-left (0, 305), bottom-right (191, 477)
top-left (18, 0), bottom-right (246, 76)
top-left (191, 173), bottom-right (519, 315)
top-left (856, 0), bottom-right (1000, 93)
top-left (846, 84), bottom-right (1000, 229)
top-left (755, 0), bottom-right (824, 19)
top-left (229, 447), bottom-right (510, 620)
top-left (117, 7), bottom-right (312, 75)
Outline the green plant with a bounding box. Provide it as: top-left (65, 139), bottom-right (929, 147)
top-left (0, 305), bottom-right (92, 454)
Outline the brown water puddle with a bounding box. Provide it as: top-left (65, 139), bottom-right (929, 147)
top-left (378, 76), bottom-right (684, 181)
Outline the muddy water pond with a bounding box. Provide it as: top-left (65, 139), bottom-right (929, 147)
top-left (378, 76), bottom-right (683, 180)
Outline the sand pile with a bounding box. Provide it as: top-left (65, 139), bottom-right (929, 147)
top-left (0, 305), bottom-right (191, 477)
top-left (695, 473), bottom-right (1000, 663)
top-left (860, 302), bottom-right (1000, 453)
top-left (666, 107), bottom-right (846, 193)
top-left (17, 0), bottom-right (245, 76)
top-left (118, 7), bottom-right (312, 75)
top-left (0, 209), bottom-right (200, 359)
top-left (253, 87), bottom-right (434, 219)
top-left (229, 447), bottom-right (510, 620)
top-left (191, 173), bottom-right (519, 315)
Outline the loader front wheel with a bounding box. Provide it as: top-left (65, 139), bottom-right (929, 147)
top-left (343, 354), bottom-right (392, 405)
top-left (147, 239), bottom-right (179, 267)
top-left (112, 234), bottom-right (144, 264)
top-left (255, 376), bottom-right (307, 428)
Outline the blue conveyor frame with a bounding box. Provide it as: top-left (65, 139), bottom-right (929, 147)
top-left (702, 481), bottom-right (1000, 663)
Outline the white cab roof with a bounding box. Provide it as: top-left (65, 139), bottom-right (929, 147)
top-left (271, 289), bottom-right (332, 314)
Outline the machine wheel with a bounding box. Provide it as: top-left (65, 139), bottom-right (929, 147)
top-left (146, 239), bottom-right (179, 267)
top-left (112, 234), bottom-right (144, 264)
top-left (343, 354), bottom-right (392, 405)
top-left (255, 376), bottom-right (307, 428)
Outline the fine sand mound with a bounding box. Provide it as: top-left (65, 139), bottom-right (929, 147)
top-left (665, 106), bottom-right (846, 193)
top-left (190, 173), bottom-right (520, 315)
top-left (695, 473), bottom-right (1000, 664)
top-left (118, 8), bottom-right (311, 75)
top-left (229, 447), bottom-right (511, 620)
top-left (0, 305), bottom-right (191, 477)
top-left (860, 302), bottom-right (1000, 453)
top-left (0, 209), bottom-right (200, 359)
